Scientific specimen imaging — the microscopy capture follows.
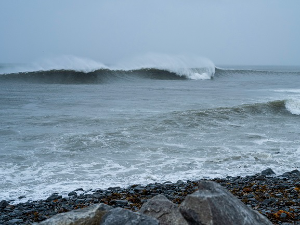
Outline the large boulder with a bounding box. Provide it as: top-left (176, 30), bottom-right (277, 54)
top-left (282, 169), bottom-right (300, 178)
top-left (179, 181), bottom-right (272, 225)
top-left (38, 203), bottom-right (112, 225)
top-left (139, 194), bottom-right (188, 225)
top-left (100, 207), bottom-right (159, 225)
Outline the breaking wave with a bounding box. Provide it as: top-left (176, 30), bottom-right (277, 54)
top-left (285, 99), bottom-right (300, 115)
top-left (0, 55), bottom-right (215, 83)
top-left (2, 55), bottom-right (299, 84)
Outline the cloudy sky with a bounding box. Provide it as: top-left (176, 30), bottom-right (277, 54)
top-left (0, 0), bottom-right (299, 66)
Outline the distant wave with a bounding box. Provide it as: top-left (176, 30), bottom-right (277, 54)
top-left (174, 100), bottom-right (299, 122)
top-left (2, 66), bottom-right (299, 84)
top-left (2, 55), bottom-right (299, 84)
top-left (220, 100), bottom-right (300, 116)
top-left (237, 100), bottom-right (300, 116)
top-left (0, 55), bottom-right (215, 83)
top-left (0, 67), bottom-right (215, 84)
top-left (215, 67), bottom-right (300, 76)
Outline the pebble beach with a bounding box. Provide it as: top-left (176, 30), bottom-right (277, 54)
top-left (0, 168), bottom-right (299, 225)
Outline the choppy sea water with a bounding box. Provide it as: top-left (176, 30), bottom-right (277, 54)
top-left (0, 56), bottom-right (299, 203)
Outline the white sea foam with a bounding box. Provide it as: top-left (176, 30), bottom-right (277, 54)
top-left (0, 56), bottom-right (108, 74)
top-left (275, 89), bottom-right (300, 94)
top-left (189, 72), bottom-right (211, 80)
top-left (285, 98), bottom-right (300, 115)
top-left (1, 143), bottom-right (299, 204)
top-left (113, 53), bottom-right (215, 80)
top-left (31, 55), bottom-right (108, 73)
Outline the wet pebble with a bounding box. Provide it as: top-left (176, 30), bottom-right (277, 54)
top-left (0, 200), bottom-right (9, 209)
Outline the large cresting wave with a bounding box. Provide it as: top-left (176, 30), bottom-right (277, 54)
top-left (0, 55), bottom-right (215, 83)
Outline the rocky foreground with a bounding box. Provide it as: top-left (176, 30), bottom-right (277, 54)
top-left (0, 168), bottom-right (299, 224)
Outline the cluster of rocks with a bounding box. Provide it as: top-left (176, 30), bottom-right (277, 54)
top-left (0, 168), bottom-right (299, 224)
top-left (37, 181), bottom-right (272, 225)
top-left (211, 169), bottom-right (300, 224)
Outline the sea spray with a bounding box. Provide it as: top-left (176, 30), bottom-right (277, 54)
top-left (285, 98), bottom-right (300, 115)
top-left (113, 53), bottom-right (215, 80)
top-left (0, 54), bottom-right (215, 80)
top-left (31, 55), bottom-right (108, 73)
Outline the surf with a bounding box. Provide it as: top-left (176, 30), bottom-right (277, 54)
top-left (285, 99), bottom-right (300, 115)
top-left (0, 54), bottom-right (216, 83)
top-left (174, 100), bottom-right (298, 122)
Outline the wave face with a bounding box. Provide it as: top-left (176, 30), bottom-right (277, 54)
top-left (174, 100), bottom-right (298, 126)
top-left (1, 64), bottom-right (299, 85)
top-left (0, 55), bottom-right (215, 83)
top-left (0, 68), bottom-right (213, 84)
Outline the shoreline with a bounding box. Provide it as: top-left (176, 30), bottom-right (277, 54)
top-left (0, 168), bottom-right (299, 224)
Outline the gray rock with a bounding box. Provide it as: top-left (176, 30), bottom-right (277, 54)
top-left (134, 187), bottom-right (145, 192)
top-left (261, 168), bottom-right (276, 176)
top-left (115, 200), bottom-right (128, 206)
top-left (86, 198), bottom-right (94, 203)
top-left (256, 175), bottom-right (266, 180)
top-left (38, 203), bottom-right (112, 225)
top-left (139, 194), bottom-right (188, 225)
top-left (92, 193), bottom-right (104, 199)
top-left (179, 181), bottom-right (272, 225)
top-left (262, 199), bottom-right (272, 205)
top-left (7, 218), bottom-right (24, 224)
top-left (282, 169), bottom-right (300, 178)
top-left (100, 207), bottom-right (159, 225)
top-left (68, 191), bottom-right (77, 197)
top-left (75, 199), bottom-right (86, 204)
top-left (47, 193), bottom-right (62, 201)
top-left (18, 195), bottom-right (26, 199)
top-left (280, 213), bottom-right (287, 219)
top-left (0, 200), bottom-right (9, 209)
top-left (108, 187), bottom-right (121, 191)
top-left (74, 188), bottom-right (84, 192)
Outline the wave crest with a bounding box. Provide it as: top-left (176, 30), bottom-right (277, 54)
top-left (285, 99), bottom-right (300, 115)
top-left (176, 100), bottom-right (296, 121)
top-left (0, 54), bottom-right (215, 81)
top-left (113, 53), bottom-right (215, 80)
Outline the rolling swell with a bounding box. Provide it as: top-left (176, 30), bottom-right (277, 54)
top-left (201, 100), bottom-right (295, 117)
top-left (170, 100), bottom-right (295, 127)
top-left (214, 67), bottom-right (300, 77)
top-left (0, 68), bottom-right (187, 84)
top-left (2, 66), bottom-right (298, 84)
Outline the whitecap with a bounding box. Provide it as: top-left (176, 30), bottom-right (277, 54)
top-left (285, 99), bottom-right (300, 115)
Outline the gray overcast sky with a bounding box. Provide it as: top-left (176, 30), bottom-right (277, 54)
top-left (1, 0), bottom-right (299, 66)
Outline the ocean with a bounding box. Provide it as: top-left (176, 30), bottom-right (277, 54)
top-left (0, 55), bottom-right (299, 203)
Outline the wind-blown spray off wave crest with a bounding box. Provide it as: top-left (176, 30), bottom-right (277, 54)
top-left (113, 53), bottom-right (215, 80)
top-left (0, 54), bottom-right (215, 83)
top-left (0, 56), bottom-right (108, 74)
